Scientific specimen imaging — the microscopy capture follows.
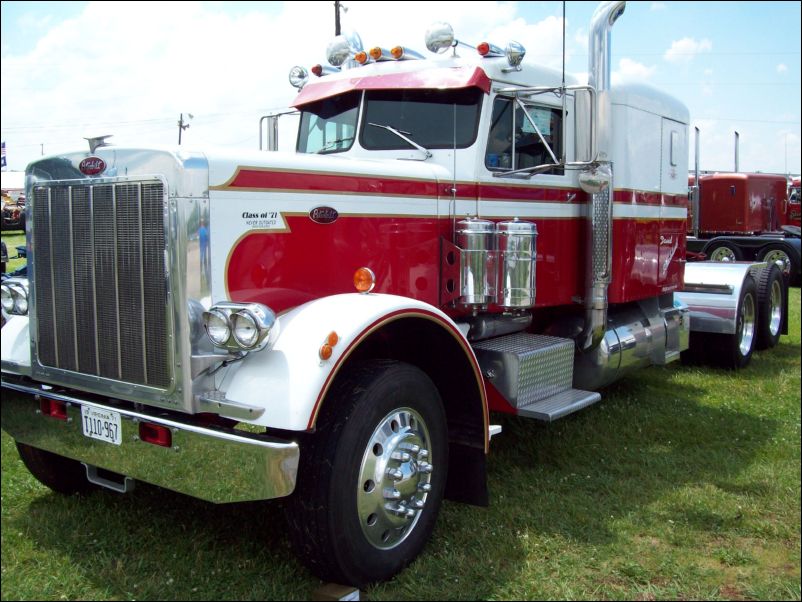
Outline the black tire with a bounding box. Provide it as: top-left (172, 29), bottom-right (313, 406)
top-left (706, 242), bottom-right (742, 263)
top-left (285, 360), bottom-right (448, 587)
top-left (684, 276), bottom-right (758, 369)
top-left (716, 275), bottom-right (758, 369)
top-left (755, 263), bottom-right (785, 350)
top-left (15, 442), bottom-right (96, 495)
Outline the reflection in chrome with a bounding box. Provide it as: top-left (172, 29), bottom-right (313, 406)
top-left (768, 279), bottom-right (783, 337)
top-left (1, 381), bottom-right (298, 503)
top-left (357, 408), bottom-right (432, 550)
top-left (738, 292), bottom-right (756, 357)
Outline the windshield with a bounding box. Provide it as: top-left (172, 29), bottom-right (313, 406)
top-left (360, 88), bottom-right (482, 150)
top-left (297, 91), bottom-right (360, 154)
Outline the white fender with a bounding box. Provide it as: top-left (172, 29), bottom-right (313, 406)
top-left (0, 316), bottom-right (32, 375)
top-left (217, 293), bottom-right (486, 432)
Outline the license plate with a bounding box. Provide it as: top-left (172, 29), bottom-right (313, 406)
top-left (81, 405), bottom-right (122, 446)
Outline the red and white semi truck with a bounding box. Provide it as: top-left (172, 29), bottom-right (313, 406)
top-left (0, 1), bottom-right (790, 587)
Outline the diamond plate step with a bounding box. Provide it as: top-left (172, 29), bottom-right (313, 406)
top-left (473, 333), bottom-right (575, 409)
top-left (516, 388), bottom-right (601, 422)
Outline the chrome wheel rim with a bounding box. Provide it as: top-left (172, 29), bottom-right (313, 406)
top-left (764, 249), bottom-right (791, 277)
top-left (769, 279), bottom-right (782, 337)
top-left (710, 246), bottom-right (737, 263)
top-left (357, 408), bottom-right (433, 550)
top-left (738, 293), bottom-right (756, 356)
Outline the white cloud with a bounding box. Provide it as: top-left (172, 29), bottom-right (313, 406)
top-left (651, 2), bottom-right (666, 11)
top-left (777, 63), bottom-right (788, 73)
top-left (612, 57), bottom-right (656, 84)
top-left (3, 1), bottom-right (542, 170)
top-left (574, 27), bottom-right (588, 52)
top-left (664, 37), bottom-right (712, 63)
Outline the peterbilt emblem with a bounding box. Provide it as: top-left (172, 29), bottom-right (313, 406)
top-left (309, 206), bottom-right (339, 224)
top-left (79, 156), bottom-right (106, 176)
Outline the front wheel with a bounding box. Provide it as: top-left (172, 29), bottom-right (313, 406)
top-left (285, 360), bottom-right (448, 587)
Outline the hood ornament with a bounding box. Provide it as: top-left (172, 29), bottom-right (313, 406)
top-left (84, 135), bottom-right (113, 153)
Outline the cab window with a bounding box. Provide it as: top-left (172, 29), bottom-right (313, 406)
top-left (360, 88), bottom-right (482, 150)
top-left (297, 91), bottom-right (360, 154)
top-left (486, 98), bottom-right (563, 175)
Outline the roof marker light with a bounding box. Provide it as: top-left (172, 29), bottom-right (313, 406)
top-left (355, 51), bottom-right (369, 65)
top-left (477, 42), bottom-right (505, 58)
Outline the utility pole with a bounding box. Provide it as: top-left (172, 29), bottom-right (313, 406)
top-left (334, 1), bottom-right (341, 36)
top-left (178, 113), bottom-right (193, 145)
top-left (40, 143), bottom-right (44, 156)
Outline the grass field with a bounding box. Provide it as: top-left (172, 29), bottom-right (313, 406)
top-left (1, 232), bottom-right (800, 599)
top-left (1, 229), bottom-right (26, 273)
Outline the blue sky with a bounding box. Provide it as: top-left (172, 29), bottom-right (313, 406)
top-left (1, 1), bottom-right (799, 175)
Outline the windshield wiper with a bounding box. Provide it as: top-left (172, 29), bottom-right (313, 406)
top-left (367, 123), bottom-right (432, 160)
top-left (316, 136), bottom-right (355, 154)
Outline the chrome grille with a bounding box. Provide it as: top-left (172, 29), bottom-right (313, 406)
top-left (32, 181), bottom-right (171, 388)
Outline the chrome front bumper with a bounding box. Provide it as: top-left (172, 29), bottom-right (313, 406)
top-left (1, 380), bottom-right (299, 503)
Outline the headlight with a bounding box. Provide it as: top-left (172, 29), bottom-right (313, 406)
top-left (1, 279), bottom-right (29, 316)
top-left (232, 310), bottom-right (260, 349)
top-left (203, 308), bottom-right (231, 346)
top-left (1, 285), bottom-right (13, 313)
top-left (202, 302), bottom-right (277, 352)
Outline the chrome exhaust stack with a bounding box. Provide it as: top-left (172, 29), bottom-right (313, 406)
top-left (578, 0), bottom-right (625, 352)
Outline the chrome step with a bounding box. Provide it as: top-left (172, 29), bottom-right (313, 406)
top-left (516, 388), bottom-right (601, 422)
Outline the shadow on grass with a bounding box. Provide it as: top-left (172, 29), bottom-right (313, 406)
top-left (4, 349), bottom-right (793, 601)
top-left (398, 363), bottom-right (784, 599)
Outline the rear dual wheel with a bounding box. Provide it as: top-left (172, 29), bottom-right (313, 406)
top-left (684, 275), bottom-right (758, 369)
top-left (755, 263), bottom-right (786, 350)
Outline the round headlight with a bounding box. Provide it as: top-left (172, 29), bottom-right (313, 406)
top-left (12, 285), bottom-right (28, 315)
top-left (326, 35), bottom-right (352, 67)
top-left (203, 309), bottom-right (230, 347)
top-left (289, 65), bottom-right (309, 89)
top-left (1, 285), bottom-right (13, 313)
top-left (425, 22), bottom-right (455, 54)
top-left (231, 310), bottom-right (260, 349)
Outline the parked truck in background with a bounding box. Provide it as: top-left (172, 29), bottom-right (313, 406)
top-left (787, 176), bottom-right (801, 228)
top-left (0, 1), bottom-right (791, 587)
top-left (686, 132), bottom-right (801, 284)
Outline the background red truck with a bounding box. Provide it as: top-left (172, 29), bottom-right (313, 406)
top-left (688, 172), bottom-right (801, 284)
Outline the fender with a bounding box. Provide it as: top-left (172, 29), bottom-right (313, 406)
top-left (218, 293), bottom-right (489, 447)
top-left (0, 315), bottom-right (32, 376)
top-left (676, 262), bottom-right (765, 335)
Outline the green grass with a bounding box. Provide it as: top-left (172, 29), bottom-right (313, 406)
top-left (1, 229), bottom-right (26, 273)
top-left (2, 288), bottom-right (800, 601)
